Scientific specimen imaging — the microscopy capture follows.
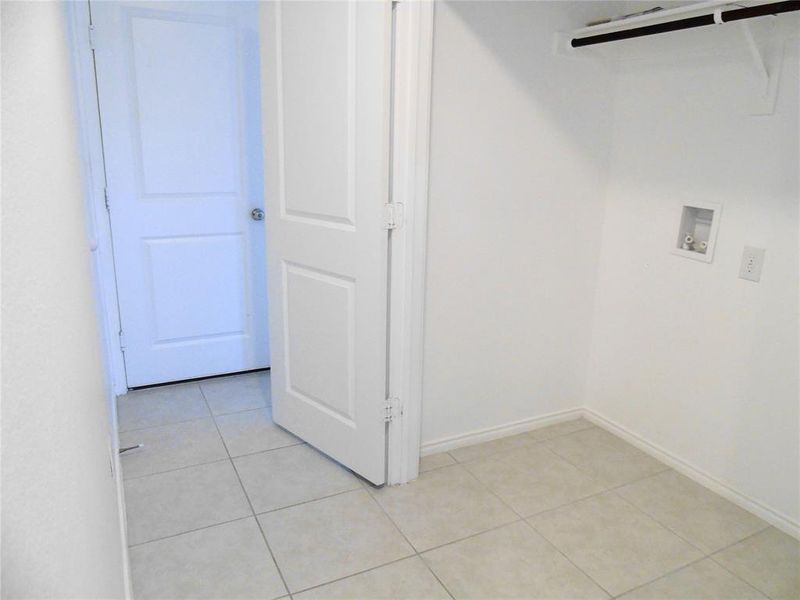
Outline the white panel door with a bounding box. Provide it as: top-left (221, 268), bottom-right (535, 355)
top-left (261, 1), bottom-right (392, 484)
top-left (92, 1), bottom-right (269, 387)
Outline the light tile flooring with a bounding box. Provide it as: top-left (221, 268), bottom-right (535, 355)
top-left (118, 372), bottom-right (799, 599)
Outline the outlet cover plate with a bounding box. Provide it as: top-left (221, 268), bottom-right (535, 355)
top-left (739, 246), bottom-right (766, 282)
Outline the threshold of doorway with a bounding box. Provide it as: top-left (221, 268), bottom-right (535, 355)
top-left (129, 368), bottom-right (271, 392)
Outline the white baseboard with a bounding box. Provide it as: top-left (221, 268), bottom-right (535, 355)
top-left (114, 449), bottom-right (133, 599)
top-left (108, 391), bottom-right (132, 600)
top-left (420, 408), bottom-right (584, 456)
top-left (584, 408), bottom-right (800, 540)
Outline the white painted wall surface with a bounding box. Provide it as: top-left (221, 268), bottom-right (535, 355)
top-left (1, 2), bottom-right (127, 597)
top-left (585, 40), bottom-right (800, 527)
top-left (421, 2), bottom-right (619, 445)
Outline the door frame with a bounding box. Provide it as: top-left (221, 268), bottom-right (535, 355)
top-left (67, 0), bottom-right (129, 397)
top-left (67, 0), bottom-right (435, 485)
top-left (386, 0), bottom-right (434, 485)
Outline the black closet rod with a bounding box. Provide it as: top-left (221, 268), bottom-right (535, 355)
top-left (571, 1), bottom-right (800, 48)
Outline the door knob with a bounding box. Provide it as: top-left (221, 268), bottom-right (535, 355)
top-left (251, 208), bottom-right (264, 221)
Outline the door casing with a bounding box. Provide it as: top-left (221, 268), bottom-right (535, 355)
top-left (67, 0), bottom-right (434, 486)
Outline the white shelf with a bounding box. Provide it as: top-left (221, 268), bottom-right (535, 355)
top-left (553, 0), bottom-right (798, 114)
top-left (567, 0), bottom-right (771, 41)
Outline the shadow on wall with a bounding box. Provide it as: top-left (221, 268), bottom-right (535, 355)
top-left (439, 0), bottom-right (629, 170)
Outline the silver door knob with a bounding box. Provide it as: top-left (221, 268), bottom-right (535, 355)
top-left (251, 208), bottom-right (264, 221)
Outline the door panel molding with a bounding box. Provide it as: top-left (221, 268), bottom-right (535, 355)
top-left (262, 0), bottom-right (392, 485)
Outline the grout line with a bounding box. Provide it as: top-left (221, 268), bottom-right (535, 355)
top-left (521, 518), bottom-right (614, 598)
top-left (121, 456), bottom-right (232, 482)
top-left (609, 491), bottom-right (709, 556)
top-left (707, 529), bottom-right (781, 599)
top-left (542, 431), bottom-right (654, 478)
top-left (122, 438), bottom-right (304, 482)
top-left (612, 525), bottom-right (774, 600)
top-left (417, 556), bottom-right (456, 600)
top-left (417, 517), bottom-right (524, 555)
top-left (118, 413), bottom-right (212, 434)
top-left (253, 486), bottom-right (365, 518)
top-left (444, 422), bottom-right (599, 466)
top-left (607, 553), bottom-right (710, 599)
top-left (362, 483), bottom-right (456, 599)
top-left (600, 475), bottom-right (771, 567)
top-left (126, 514), bottom-right (254, 548)
top-left (119, 400), bottom-right (272, 435)
top-left (223, 441), bottom-right (306, 462)
top-left (121, 440), bottom-right (307, 482)
top-left (198, 385), bottom-right (292, 599)
top-left (464, 441), bottom-right (671, 525)
top-left (209, 402), bottom-right (273, 421)
top-left (455, 462), bottom-right (527, 520)
top-left (288, 555), bottom-right (421, 597)
top-left (518, 468), bottom-right (682, 523)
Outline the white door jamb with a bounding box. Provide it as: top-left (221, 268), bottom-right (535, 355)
top-left (65, 0), bottom-right (129, 397)
top-left (386, 0), bottom-right (434, 485)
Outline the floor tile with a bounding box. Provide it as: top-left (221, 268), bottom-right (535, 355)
top-left (713, 527), bottom-right (800, 600)
top-left (215, 408), bottom-right (301, 457)
top-left (526, 417), bottom-right (595, 442)
top-left (420, 452), bottom-right (456, 473)
top-left (124, 460), bottom-right (251, 545)
top-left (258, 489), bottom-right (413, 593)
top-left (117, 383), bottom-right (209, 432)
top-left (370, 464), bottom-right (517, 551)
top-left (234, 444), bottom-right (360, 513)
top-left (464, 444), bottom-right (607, 517)
top-left (294, 556), bottom-right (449, 600)
top-left (119, 418), bottom-right (227, 480)
top-left (618, 470), bottom-right (767, 554)
top-left (200, 371), bottom-right (270, 416)
top-left (619, 558), bottom-right (766, 599)
top-left (544, 427), bottom-right (668, 488)
top-left (449, 432), bottom-right (535, 463)
top-left (129, 517), bottom-right (286, 600)
top-left (529, 491), bottom-right (703, 596)
top-left (423, 521), bottom-right (608, 599)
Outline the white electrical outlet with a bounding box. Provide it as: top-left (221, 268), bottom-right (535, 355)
top-left (739, 246), bottom-right (766, 282)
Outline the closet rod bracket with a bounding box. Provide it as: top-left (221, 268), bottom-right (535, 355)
top-left (739, 19), bottom-right (784, 115)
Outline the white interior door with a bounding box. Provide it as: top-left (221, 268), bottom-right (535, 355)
top-left (261, 1), bottom-right (392, 484)
top-left (92, 1), bottom-right (269, 387)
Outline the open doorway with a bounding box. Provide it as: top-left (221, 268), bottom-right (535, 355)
top-left (88, 1), bottom-right (269, 388)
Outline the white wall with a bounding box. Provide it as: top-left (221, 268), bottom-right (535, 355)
top-left (421, 1), bottom-right (621, 445)
top-left (1, 2), bottom-right (128, 597)
top-left (585, 35), bottom-right (800, 529)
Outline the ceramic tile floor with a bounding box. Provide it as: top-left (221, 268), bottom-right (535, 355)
top-left (119, 372), bottom-right (799, 599)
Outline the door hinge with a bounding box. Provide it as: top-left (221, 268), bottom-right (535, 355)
top-left (384, 397), bottom-right (402, 423)
top-left (383, 203), bottom-right (405, 230)
top-left (103, 187), bottom-right (110, 211)
top-left (88, 24), bottom-right (97, 50)
top-left (118, 330), bottom-right (126, 350)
